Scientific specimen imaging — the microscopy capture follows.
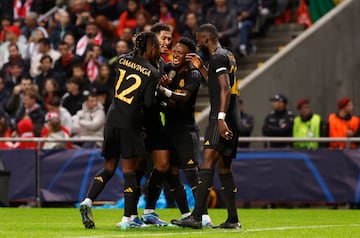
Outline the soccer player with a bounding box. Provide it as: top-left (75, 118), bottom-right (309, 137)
top-left (172, 23), bottom-right (241, 229)
top-left (157, 37), bottom-right (212, 227)
top-left (140, 23), bottom-right (172, 227)
top-left (79, 31), bottom-right (160, 229)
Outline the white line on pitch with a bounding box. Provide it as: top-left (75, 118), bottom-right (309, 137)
top-left (61, 224), bottom-right (360, 238)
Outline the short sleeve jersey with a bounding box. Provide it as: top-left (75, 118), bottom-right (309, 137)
top-left (207, 47), bottom-right (240, 128)
top-left (165, 65), bottom-right (202, 132)
top-left (106, 53), bottom-right (159, 130)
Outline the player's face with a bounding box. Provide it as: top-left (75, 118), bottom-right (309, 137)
top-left (156, 30), bottom-right (172, 54)
top-left (172, 43), bottom-right (188, 68)
top-left (196, 32), bottom-right (209, 56)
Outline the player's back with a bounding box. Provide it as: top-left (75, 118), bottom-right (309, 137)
top-left (106, 53), bottom-right (159, 130)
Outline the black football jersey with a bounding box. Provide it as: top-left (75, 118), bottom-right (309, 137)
top-left (207, 47), bottom-right (240, 129)
top-left (106, 53), bottom-right (159, 129)
top-left (165, 66), bottom-right (202, 132)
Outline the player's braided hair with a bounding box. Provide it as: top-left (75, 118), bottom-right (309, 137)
top-left (134, 31), bottom-right (157, 57)
top-left (178, 37), bottom-right (196, 53)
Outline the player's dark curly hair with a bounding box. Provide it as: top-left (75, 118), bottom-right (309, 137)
top-left (197, 23), bottom-right (218, 41)
top-left (178, 37), bottom-right (196, 53)
top-left (133, 31), bottom-right (158, 57)
top-left (151, 22), bottom-right (171, 34)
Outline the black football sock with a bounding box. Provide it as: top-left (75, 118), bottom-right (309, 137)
top-left (168, 173), bottom-right (190, 214)
top-left (145, 169), bottom-right (165, 209)
top-left (184, 169), bottom-right (208, 214)
top-left (192, 169), bottom-right (214, 221)
top-left (87, 169), bottom-right (114, 201)
top-left (123, 172), bottom-right (138, 217)
top-left (219, 173), bottom-right (239, 223)
top-left (136, 170), bottom-right (144, 203)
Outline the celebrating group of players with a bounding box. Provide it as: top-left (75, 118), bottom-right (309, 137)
top-left (78, 22), bottom-right (241, 230)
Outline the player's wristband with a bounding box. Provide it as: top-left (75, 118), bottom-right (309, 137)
top-left (218, 112), bottom-right (226, 120)
top-left (160, 85), bottom-right (172, 98)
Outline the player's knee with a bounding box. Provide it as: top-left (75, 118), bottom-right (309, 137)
top-left (154, 160), bottom-right (170, 173)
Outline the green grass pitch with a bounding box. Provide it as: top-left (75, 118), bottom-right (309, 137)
top-left (1, 208), bottom-right (360, 237)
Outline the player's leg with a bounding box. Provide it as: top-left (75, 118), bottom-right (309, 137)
top-left (141, 149), bottom-right (169, 226)
top-left (171, 121), bottom-right (220, 229)
top-left (213, 130), bottom-right (241, 229)
top-left (118, 157), bottom-right (149, 229)
top-left (79, 125), bottom-right (120, 229)
top-left (168, 166), bottom-right (191, 218)
top-left (116, 129), bottom-right (149, 229)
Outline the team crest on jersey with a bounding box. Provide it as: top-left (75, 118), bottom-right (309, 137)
top-left (179, 79), bottom-right (185, 88)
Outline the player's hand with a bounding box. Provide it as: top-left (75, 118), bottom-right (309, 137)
top-left (159, 74), bottom-right (171, 86)
top-left (218, 119), bottom-right (233, 140)
top-left (186, 53), bottom-right (203, 69)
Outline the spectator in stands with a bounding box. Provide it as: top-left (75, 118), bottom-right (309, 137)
top-left (73, 9), bottom-right (94, 41)
top-left (49, 9), bottom-right (74, 49)
top-left (89, 0), bottom-right (124, 22)
top-left (42, 112), bottom-right (70, 150)
top-left (21, 11), bottom-right (38, 40)
top-left (16, 89), bottom-right (46, 137)
top-left (84, 44), bottom-right (106, 83)
top-left (108, 39), bottom-right (130, 67)
top-left (233, 0), bottom-right (259, 56)
top-left (71, 64), bottom-right (91, 91)
top-left (0, 117), bottom-right (14, 149)
top-left (326, 97), bottom-right (360, 149)
top-left (119, 27), bottom-right (134, 51)
top-left (238, 98), bottom-right (254, 148)
top-left (206, 0), bottom-right (240, 53)
top-left (42, 78), bottom-right (61, 105)
top-left (257, 0), bottom-right (278, 37)
top-left (1, 44), bottom-right (29, 78)
top-left (0, 25), bottom-right (27, 69)
top-left (45, 96), bottom-right (72, 135)
top-left (15, 117), bottom-right (37, 149)
top-left (26, 26), bottom-right (49, 62)
top-left (34, 55), bottom-right (61, 95)
top-left (0, 76), bottom-right (11, 109)
top-left (6, 76), bottom-right (35, 126)
top-left (134, 9), bottom-right (151, 34)
top-left (76, 21), bottom-right (100, 60)
top-left (63, 33), bottom-right (76, 54)
top-left (53, 41), bottom-right (81, 93)
top-left (72, 92), bottom-right (105, 148)
top-left (61, 77), bottom-right (87, 116)
top-left (292, 98), bottom-right (323, 149)
top-left (181, 12), bottom-right (199, 43)
top-left (116, 0), bottom-right (141, 38)
top-left (91, 63), bottom-right (113, 113)
top-left (3, 56), bottom-right (27, 92)
top-left (30, 38), bottom-right (61, 77)
top-left (0, 15), bottom-right (12, 43)
top-left (178, 0), bottom-right (206, 34)
top-left (95, 15), bottom-right (118, 43)
top-left (159, 1), bottom-right (180, 43)
top-left (262, 93), bottom-right (294, 147)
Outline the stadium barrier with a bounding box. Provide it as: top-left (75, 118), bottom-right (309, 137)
top-left (1, 137), bottom-right (360, 207)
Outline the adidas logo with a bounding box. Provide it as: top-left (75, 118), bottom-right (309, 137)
top-left (94, 176), bottom-right (103, 183)
top-left (187, 159), bottom-right (194, 165)
top-left (204, 140), bottom-right (210, 145)
top-left (124, 187), bottom-right (133, 193)
top-left (233, 188), bottom-right (238, 193)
